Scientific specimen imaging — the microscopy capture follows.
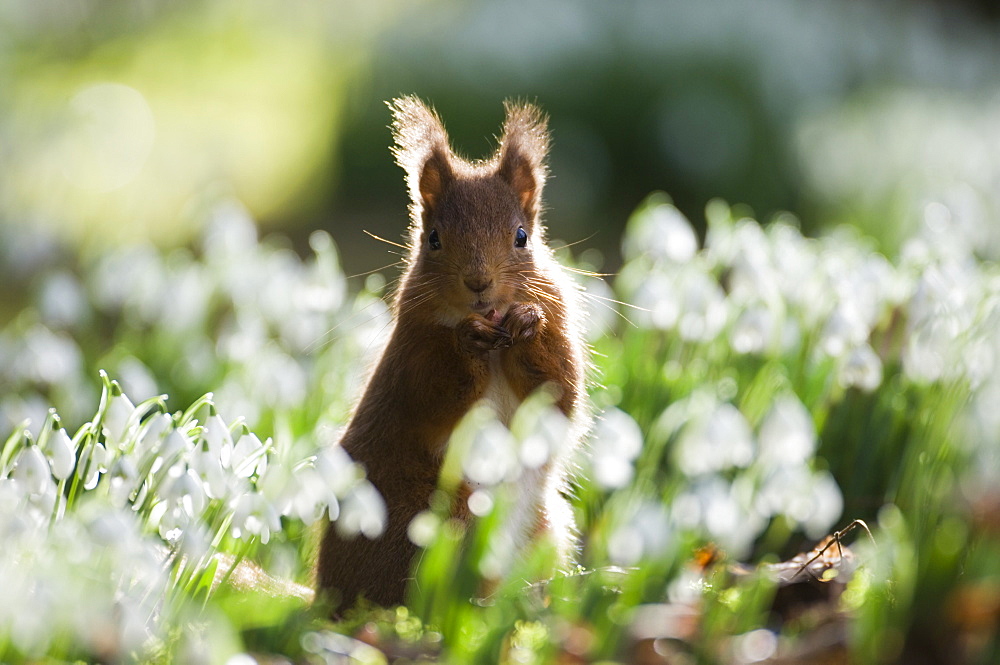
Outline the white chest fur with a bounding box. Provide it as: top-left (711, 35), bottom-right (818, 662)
top-left (483, 351), bottom-right (520, 426)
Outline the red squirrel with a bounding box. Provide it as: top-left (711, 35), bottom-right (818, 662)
top-left (317, 97), bottom-right (587, 613)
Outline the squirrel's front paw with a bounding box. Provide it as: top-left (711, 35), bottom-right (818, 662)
top-left (502, 302), bottom-right (545, 344)
top-left (457, 314), bottom-right (512, 354)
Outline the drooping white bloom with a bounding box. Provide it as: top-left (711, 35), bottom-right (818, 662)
top-left (156, 427), bottom-right (191, 468)
top-left (819, 303), bottom-right (870, 358)
top-left (135, 412), bottom-right (171, 461)
top-left (513, 400), bottom-right (570, 470)
top-left (608, 500), bottom-right (672, 566)
top-left (756, 467), bottom-right (843, 538)
top-left (190, 441), bottom-right (230, 500)
top-left (230, 432), bottom-right (267, 479)
top-left (675, 402), bottom-right (754, 476)
top-left (677, 270), bottom-right (728, 342)
top-left (44, 428), bottom-right (76, 480)
top-left (286, 467), bottom-right (339, 525)
top-left (674, 475), bottom-right (766, 556)
top-left (840, 344), bottom-right (884, 392)
top-left (314, 445), bottom-right (359, 497)
top-left (230, 492), bottom-right (281, 545)
top-left (589, 408), bottom-right (644, 489)
top-left (758, 396), bottom-right (816, 469)
top-left (622, 199), bottom-right (698, 264)
top-left (77, 441), bottom-right (108, 491)
top-left (202, 412), bottom-right (234, 468)
top-left (161, 467), bottom-right (207, 520)
top-left (462, 421), bottom-right (519, 487)
top-left (103, 391), bottom-right (137, 449)
top-left (13, 445), bottom-right (54, 497)
top-left (632, 272), bottom-right (681, 330)
top-left (730, 305), bottom-right (776, 354)
top-left (107, 456), bottom-right (141, 508)
top-left (336, 482), bottom-right (386, 539)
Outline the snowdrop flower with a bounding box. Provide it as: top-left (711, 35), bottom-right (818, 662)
top-left (156, 503), bottom-right (189, 544)
top-left (156, 427), bottom-right (191, 468)
top-left (108, 456), bottom-right (141, 508)
top-left (267, 445), bottom-right (362, 521)
top-left (285, 467), bottom-right (339, 525)
top-left (44, 428), bottom-right (76, 480)
top-left (730, 305), bottom-right (776, 354)
top-left (608, 500), bottom-right (673, 566)
top-left (675, 476), bottom-right (765, 556)
top-left (13, 445), bottom-right (55, 497)
top-left (512, 399), bottom-right (570, 470)
top-left (632, 272), bottom-right (681, 330)
top-left (191, 440), bottom-right (230, 500)
top-left (839, 344), bottom-right (883, 392)
top-left (589, 408), bottom-right (644, 489)
top-left (960, 337), bottom-right (995, 390)
top-left (244, 346), bottom-right (308, 410)
top-left (349, 295), bottom-right (393, 355)
top-left (103, 390), bottom-right (137, 449)
top-left (677, 270), bottom-right (728, 342)
top-left (230, 493), bottom-right (281, 544)
top-left (623, 200), bottom-right (699, 264)
top-left (903, 315), bottom-right (957, 382)
top-left (133, 414), bottom-right (173, 480)
top-left (675, 402), bottom-right (754, 476)
top-left (77, 441), bottom-right (108, 491)
top-left (313, 445), bottom-right (359, 497)
top-left (202, 411), bottom-right (234, 468)
top-left (161, 467), bottom-right (207, 520)
top-left (336, 482), bottom-right (386, 539)
top-left (230, 432), bottom-right (268, 479)
top-left (758, 396), bottom-right (816, 469)
top-left (172, 514), bottom-right (211, 563)
top-left (463, 420), bottom-right (519, 486)
top-left (18, 325), bottom-right (82, 387)
top-left (725, 221), bottom-right (782, 307)
top-left (803, 471), bottom-right (844, 538)
top-left (819, 303), bottom-right (871, 358)
top-left (756, 467), bottom-right (843, 539)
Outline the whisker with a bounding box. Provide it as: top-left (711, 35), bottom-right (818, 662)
top-left (552, 232), bottom-right (599, 251)
top-left (305, 297), bottom-right (390, 353)
top-left (577, 291), bottom-right (639, 328)
top-left (363, 229), bottom-right (408, 249)
top-left (561, 265), bottom-right (615, 278)
top-left (582, 292), bottom-right (649, 312)
top-left (348, 260), bottom-right (406, 280)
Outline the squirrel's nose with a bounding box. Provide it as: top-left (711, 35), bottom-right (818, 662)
top-left (464, 276), bottom-right (493, 295)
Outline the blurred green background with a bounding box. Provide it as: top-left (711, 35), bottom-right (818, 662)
top-left (4, 0), bottom-right (1000, 282)
top-left (3, 3), bottom-right (1000, 661)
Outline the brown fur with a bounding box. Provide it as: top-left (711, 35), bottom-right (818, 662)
top-left (317, 97), bottom-right (586, 614)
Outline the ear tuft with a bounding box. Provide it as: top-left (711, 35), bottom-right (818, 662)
top-left (497, 101), bottom-right (550, 220)
top-left (389, 96), bottom-right (454, 215)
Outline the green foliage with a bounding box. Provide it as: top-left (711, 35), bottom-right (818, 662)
top-left (1, 194), bottom-right (998, 663)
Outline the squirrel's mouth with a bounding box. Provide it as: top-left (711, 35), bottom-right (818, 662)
top-left (471, 301), bottom-right (508, 322)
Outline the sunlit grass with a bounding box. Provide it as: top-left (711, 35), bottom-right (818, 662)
top-left (1, 194), bottom-right (998, 663)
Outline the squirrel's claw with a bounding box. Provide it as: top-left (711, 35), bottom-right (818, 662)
top-left (457, 314), bottom-right (511, 354)
top-left (502, 302), bottom-right (544, 344)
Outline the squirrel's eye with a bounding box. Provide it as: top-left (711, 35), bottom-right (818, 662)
top-left (515, 227), bottom-right (528, 248)
top-left (428, 229), bottom-right (442, 250)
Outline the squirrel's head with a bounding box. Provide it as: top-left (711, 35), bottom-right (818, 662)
top-left (390, 96), bottom-right (551, 323)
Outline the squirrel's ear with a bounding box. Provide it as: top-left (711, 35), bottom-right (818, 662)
top-left (417, 147), bottom-right (452, 212)
top-left (389, 96), bottom-right (454, 217)
top-left (498, 101), bottom-right (549, 221)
